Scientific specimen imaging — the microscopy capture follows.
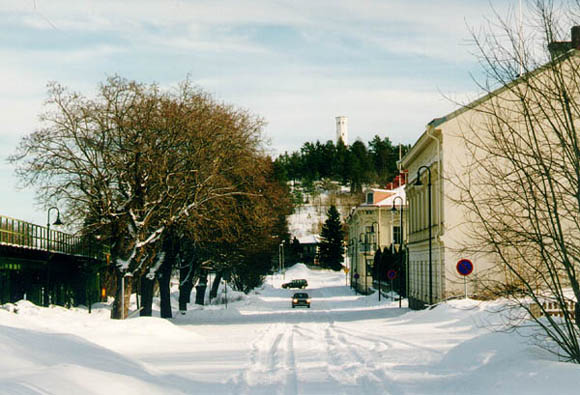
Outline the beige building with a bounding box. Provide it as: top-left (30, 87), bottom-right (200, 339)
top-left (346, 185), bottom-right (407, 293)
top-left (400, 42), bottom-right (580, 308)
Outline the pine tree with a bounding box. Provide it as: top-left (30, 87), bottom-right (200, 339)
top-left (318, 205), bottom-right (344, 271)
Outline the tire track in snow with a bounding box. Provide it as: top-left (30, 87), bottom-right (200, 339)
top-left (283, 325), bottom-right (299, 395)
top-left (332, 325), bottom-right (441, 356)
top-left (232, 323), bottom-right (299, 395)
top-left (324, 321), bottom-right (401, 395)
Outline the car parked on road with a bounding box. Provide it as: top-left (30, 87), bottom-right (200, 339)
top-left (291, 292), bottom-right (311, 308)
top-left (282, 279), bottom-right (308, 289)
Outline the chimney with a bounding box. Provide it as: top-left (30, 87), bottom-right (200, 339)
top-left (572, 26), bottom-right (580, 49)
top-left (548, 26), bottom-right (580, 58)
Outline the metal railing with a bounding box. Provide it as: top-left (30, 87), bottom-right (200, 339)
top-left (0, 214), bottom-right (100, 259)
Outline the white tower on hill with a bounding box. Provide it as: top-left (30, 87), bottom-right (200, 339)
top-left (336, 116), bottom-right (348, 146)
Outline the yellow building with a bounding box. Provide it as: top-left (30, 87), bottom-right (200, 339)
top-left (401, 38), bottom-right (580, 309)
top-left (346, 185), bottom-right (406, 293)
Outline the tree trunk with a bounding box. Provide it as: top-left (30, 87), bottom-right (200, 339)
top-left (140, 274), bottom-right (154, 316)
top-left (179, 262), bottom-right (194, 312)
top-left (111, 270), bottom-right (123, 319)
top-left (123, 278), bottom-right (132, 318)
top-left (158, 258), bottom-right (173, 319)
top-left (575, 302), bottom-right (580, 331)
top-left (195, 272), bottom-right (208, 305)
top-left (110, 270), bottom-right (132, 319)
top-left (209, 271), bottom-right (222, 299)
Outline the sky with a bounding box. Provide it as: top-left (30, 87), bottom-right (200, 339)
top-left (0, 0), bottom-right (514, 225)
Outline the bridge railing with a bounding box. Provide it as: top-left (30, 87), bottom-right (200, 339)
top-left (0, 215), bottom-right (101, 259)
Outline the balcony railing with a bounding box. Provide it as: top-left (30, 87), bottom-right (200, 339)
top-left (0, 214), bottom-right (102, 259)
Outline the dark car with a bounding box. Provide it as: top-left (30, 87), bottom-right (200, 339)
top-left (282, 279), bottom-right (308, 289)
top-left (292, 292), bottom-right (311, 308)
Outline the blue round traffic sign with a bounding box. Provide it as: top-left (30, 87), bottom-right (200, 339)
top-left (354, 273), bottom-right (360, 280)
top-left (387, 269), bottom-right (397, 280)
top-left (456, 259), bottom-right (474, 276)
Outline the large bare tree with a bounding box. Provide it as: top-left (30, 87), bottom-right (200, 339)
top-left (11, 76), bottom-right (265, 319)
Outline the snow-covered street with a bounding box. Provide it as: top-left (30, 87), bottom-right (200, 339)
top-left (1, 264), bottom-right (579, 394)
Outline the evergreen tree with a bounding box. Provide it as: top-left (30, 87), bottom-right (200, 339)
top-left (335, 139), bottom-right (349, 184)
top-left (369, 135), bottom-right (396, 186)
top-left (348, 140), bottom-right (373, 193)
top-left (372, 248), bottom-right (382, 279)
top-left (380, 246), bottom-right (394, 282)
top-left (272, 136), bottom-right (411, 189)
top-left (318, 205), bottom-right (344, 271)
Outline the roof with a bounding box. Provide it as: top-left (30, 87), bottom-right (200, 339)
top-left (375, 185), bottom-right (406, 207)
top-left (360, 188), bottom-right (393, 206)
top-left (347, 185), bottom-right (407, 223)
top-left (297, 234), bottom-right (320, 244)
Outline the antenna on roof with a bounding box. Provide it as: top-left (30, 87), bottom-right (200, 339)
top-left (519, 0), bottom-right (524, 75)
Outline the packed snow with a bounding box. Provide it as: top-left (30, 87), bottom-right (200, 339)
top-left (1, 263), bottom-right (579, 394)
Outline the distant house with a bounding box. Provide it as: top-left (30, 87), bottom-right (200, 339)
top-left (297, 235), bottom-right (320, 265)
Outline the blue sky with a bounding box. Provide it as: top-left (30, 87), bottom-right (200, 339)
top-left (0, 0), bottom-right (514, 225)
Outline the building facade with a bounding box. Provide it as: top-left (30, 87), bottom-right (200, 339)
top-left (346, 185), bottom-right (406, 293)
top-left (399, 59), bottom-right (572, 308)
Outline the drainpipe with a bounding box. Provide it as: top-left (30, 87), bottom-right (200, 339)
top-left (425, 126), bottom-right (443, 301)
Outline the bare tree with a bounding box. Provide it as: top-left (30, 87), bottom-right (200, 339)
top-left (452, 0), bottom-right (580, 362)
top-left (11, 76), bottom-right (265, 318)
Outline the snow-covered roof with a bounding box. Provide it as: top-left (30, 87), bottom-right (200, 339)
top-left (297, 234), bottom-right (320, 244)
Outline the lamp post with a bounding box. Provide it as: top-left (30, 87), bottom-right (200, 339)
top-left (370, 221), bottom-right (380, 301)
top-left (392, 195), bottom-right (404, 307)
top-left (415, 165), bottom-right (432, 305)
top-left (45, 207), bottom-right (63, 307)
top-left (359, 232), bottom-right (368, 293)
top-left (352, 238), bottom-right (358, 294)
top-left (278, 242), bottom-right (283, 275)
top-left (348, 240), bottom-right (354, 288)
top-left (277, 240), bottom-right (286, 280)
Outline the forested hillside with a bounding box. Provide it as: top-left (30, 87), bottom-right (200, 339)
top-left (273, 136), bottom-right (409, 193)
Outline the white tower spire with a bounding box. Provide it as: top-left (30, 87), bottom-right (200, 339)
top-left (336, 116), bottom-right (348, 146)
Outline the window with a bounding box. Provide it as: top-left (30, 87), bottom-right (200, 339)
top-left (366, 259), bottom-right (374, 276)
top-left (366, 192), bottom-right (373, 204)
top-left (393, 226), bottom-right (401, 245)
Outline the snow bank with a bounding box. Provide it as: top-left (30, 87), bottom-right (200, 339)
top-left (1, 264), bottom-right (580, 394)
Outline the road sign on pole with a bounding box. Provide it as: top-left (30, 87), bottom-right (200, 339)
top-left (456, 259), bottom-right (474, 276)
top-left (456, 259), bottom-right (474, 298)
top-left (386, 270), bottom-right (397, 300)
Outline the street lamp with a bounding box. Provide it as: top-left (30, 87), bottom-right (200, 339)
top-left (370, 221), bottom-right (380, 301)
top-left (351, 238), bottom-right (358, 293)
top-left (278, 240), bottom-right (286, 279)
top-left (45, 207), bottom-right (63, 307)
top-left (359, 232), bottom-right (368, 293)
top-left (348, 240), bottom-right (354, 288)
top-left (415, 165), bottom-right (433, 305)
top-left (392, 195), bottom-right (404, 307)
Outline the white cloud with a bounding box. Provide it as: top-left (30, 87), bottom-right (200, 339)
top-left (0, 0), bottom-right (506, 224)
